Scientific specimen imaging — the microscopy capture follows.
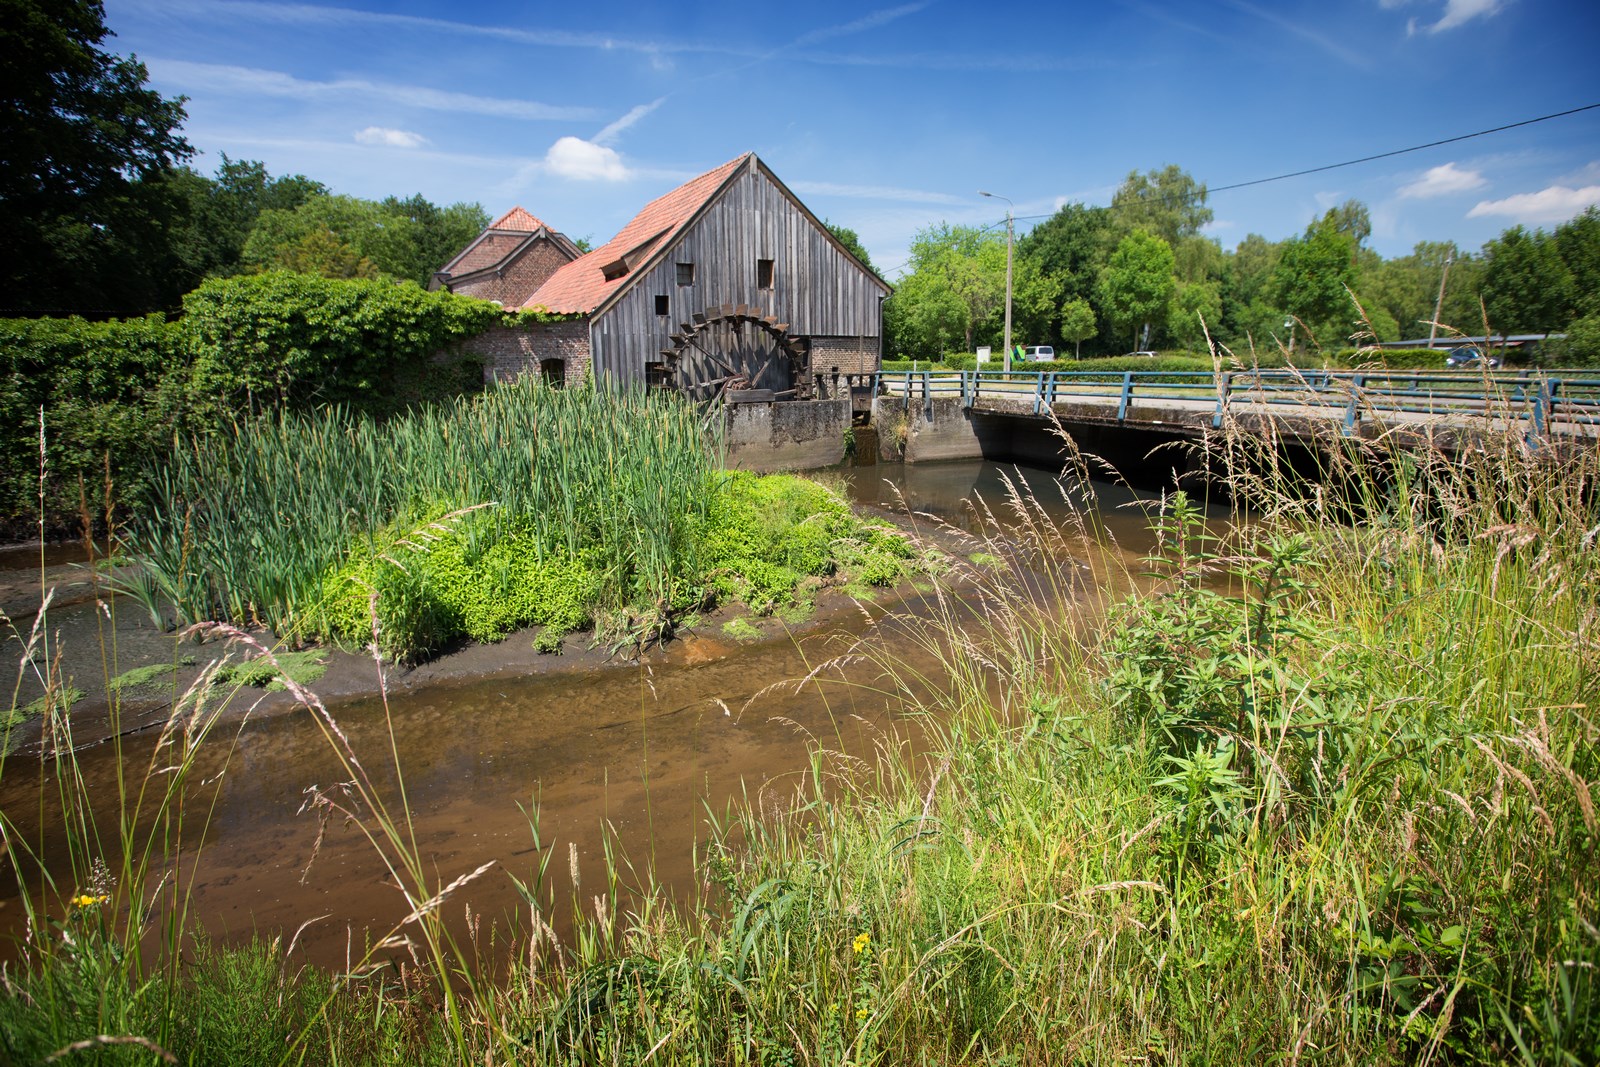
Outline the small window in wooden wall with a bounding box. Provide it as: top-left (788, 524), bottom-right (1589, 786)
top-left (757, 258), bottom-right (775, 289)
top-left (675, 262), bottom-right (695, 286)
top-left (655, 294), bottom-right (669, 316)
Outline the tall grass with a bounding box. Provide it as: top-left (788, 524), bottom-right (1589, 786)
top-left (131, 377), bottom-right (722, 642)
top-left (454, 412), bottom-right (1596, 1063)
top-left (129, 375), bottom-right (726, 659)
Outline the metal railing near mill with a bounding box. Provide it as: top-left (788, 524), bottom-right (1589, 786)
top-left (875, 368), bottom-right (1600, 444)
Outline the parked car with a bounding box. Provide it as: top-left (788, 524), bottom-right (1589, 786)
top-left (1445, 345), bottom-right (1502, 369)
top-left (1023, 345), bottom-right (1055, 362)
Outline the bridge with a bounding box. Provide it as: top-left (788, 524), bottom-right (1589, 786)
top-left (876, 367), bottom-right (1599, 439)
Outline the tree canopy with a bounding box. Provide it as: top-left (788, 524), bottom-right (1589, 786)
top-left (1097, 230), bottom-right (1176, 353)
top-left (0, 0), bottom-right (192, 314)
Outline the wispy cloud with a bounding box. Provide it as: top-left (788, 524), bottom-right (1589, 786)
top-left (1398, 162), bottom-right (1487, 198)
top-left (1224, 0), bottom-right (1370, 67)
top-left (354, 127), bottom-right (428, 149)
top-left (788, 180), bottom-right (966, 205)
top-left (184, 129), bottom-right (528, 171)
top-left (124, 0), bottom-right (758, 60)
top-left (148, 59), bottom-right (597, 122)
top-left (593, 99), bottom-right (667, 146)
top-left (1468, 184), bottom-right (1600, 223)
top-left (1424, 0), bottom-right (1508, 33)
top-left (790, 2), bottom-right (930, 47)
top-left (794, 50), bottom-right (1120, 72)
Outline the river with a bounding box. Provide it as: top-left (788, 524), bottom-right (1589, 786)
top-left (0, 460), bottom-right (1209, 970)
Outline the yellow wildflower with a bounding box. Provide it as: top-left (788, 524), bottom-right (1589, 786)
top-left (71, 894), bottom-right (108, 909)
top-left (852, 931), bottom-right (870, 954)
top-left (856, 1007), bottom-right (868, 1020)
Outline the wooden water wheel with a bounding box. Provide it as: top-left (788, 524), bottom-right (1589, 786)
top-left (658, 305), bottom-right (811, 406)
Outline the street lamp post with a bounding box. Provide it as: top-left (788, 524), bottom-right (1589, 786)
top-left (980, 191), bottom-right (1013, 372)
top-left (1427, 249), bottom-right (1454, 349)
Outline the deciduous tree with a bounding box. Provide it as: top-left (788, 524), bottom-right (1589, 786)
top-left (1482, 225), bottom-right (1575, 335)
top-left (1273, 213), bottom-right (1357, 350)
top-left (1096, 229), bottom-right (1175, 352)
top-left (1059, 297), bottom-right (1096, 359)
top-left (1110, 165), bottom-right (1212, 248)
top-left (0, 0), bottom-right (192, 314)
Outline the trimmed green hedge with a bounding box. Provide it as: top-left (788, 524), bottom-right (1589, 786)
top-left (0, 315), bottom-right (189, 531)
top-left (2, 274), bottom-right (513, 537)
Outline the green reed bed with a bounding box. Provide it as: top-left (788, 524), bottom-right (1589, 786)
top-left (128, 378), bottom-right (916, 661)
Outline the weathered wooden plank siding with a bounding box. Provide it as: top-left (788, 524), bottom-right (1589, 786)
top-left (591, 166), bottom-right (886, 384)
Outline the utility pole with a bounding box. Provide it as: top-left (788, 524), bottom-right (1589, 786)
top-left (980, 191), bottom-right (1014, 372)
top-left (1427, 249), bottom-right (1454, 349)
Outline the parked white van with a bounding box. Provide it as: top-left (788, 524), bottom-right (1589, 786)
top-left (1023, 345), bottom-right (1055, 362)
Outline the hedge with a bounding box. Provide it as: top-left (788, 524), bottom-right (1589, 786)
top-left (1, 274), bottom-right (512, 537)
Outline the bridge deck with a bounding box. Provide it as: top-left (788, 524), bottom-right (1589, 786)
top-left (878, 369), bottom-right (1600, 444)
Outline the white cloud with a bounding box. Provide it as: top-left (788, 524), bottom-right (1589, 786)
top-left (1467, 185), bottom-right (1600, 223)
top-left (1422, 0), bottom-right (1507, 33)
top-left (1397, 162), bottom-right (1486, 198)
top-left (354, 126), bottom-right (427, 148)
top-left (543, 137), bottom-right (629, 181)
top-left (148, 59), bottom-right (597, 121)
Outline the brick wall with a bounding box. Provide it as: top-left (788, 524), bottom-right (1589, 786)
top-left (451, 238), bottom-right (574, 307)
top-left (464, 320), bottom-right (592, 386)
top-left (808, 335), bottom-right (879, 377)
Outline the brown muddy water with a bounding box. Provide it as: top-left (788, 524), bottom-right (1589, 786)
top-left (0, 460), bottom-right (1214, 970)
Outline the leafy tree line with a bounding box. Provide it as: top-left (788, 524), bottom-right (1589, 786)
top-left (886, 164), bottom-right (1600, 364)
top-left (0, 0), bottom-right (488, 317)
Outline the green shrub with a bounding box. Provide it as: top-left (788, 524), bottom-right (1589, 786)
top-left (0, 314), bottom-right (190, 535)
top-left (181, 271), bottom-right (502, 419)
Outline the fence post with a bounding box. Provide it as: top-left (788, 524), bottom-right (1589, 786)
top-left (1343, 374), bottom-right (1365, 435)
top-left (1526, 376), bottom-right (1556, 448)
top-left (1212, 370), bottom-right (1232, 429)
top-left (1117, 371), bottom-right (1134, 421)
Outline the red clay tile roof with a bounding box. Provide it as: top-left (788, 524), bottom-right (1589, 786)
top-left (437, 206), bottom-right (555, 277)
top-left (524, 154), bottom-right (750, 315)
top-left (489, 206), bottom-right (547, 232)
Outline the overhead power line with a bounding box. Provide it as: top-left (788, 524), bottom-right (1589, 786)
top-left (1005, 102), bottom-right (1600, 224)
top-left (1208, 102), bottom-right (1600, 194)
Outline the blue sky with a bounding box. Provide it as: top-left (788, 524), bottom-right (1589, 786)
top-left (108, 0), bottom-right (1599, 276)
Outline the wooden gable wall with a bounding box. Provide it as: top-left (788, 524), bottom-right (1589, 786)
top-left (589, 164), bottom-right (887, 384)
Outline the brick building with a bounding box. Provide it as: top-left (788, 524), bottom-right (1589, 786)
top-left (429, 207), bottom-right (582, 307)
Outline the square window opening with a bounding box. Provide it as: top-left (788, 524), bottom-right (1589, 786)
top-left (675, 262), bottom-right (695, 286)
top-left (757, 258), bottom-right (775, 289)
top-left (654, 294), bottom-right (669, 316)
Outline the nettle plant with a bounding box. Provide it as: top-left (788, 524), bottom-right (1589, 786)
top-left (1103, 493), bottom-right (1365, 865)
